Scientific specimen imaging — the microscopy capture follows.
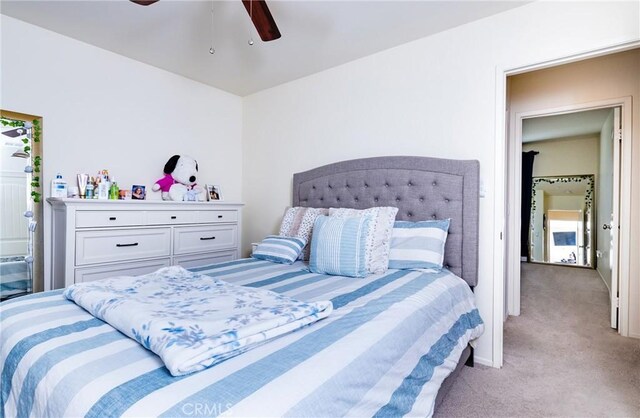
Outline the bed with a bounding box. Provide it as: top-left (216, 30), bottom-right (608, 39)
top-left (1, 156), bottom-right (482, 417)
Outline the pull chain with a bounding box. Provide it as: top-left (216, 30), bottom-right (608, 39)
top-left (209, 1), bottom-right (216, 54)
top-left (248, 0), bottom-right (254, 46)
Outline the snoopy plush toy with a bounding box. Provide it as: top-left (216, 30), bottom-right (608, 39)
top-left (152, 155), bottom-right (206, 201)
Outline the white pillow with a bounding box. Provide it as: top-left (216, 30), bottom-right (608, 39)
top-left (329, 206), bottom-right (399, 274)
top-left (279, 207), bottom-right (329, 260)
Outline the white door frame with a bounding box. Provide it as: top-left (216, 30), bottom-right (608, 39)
top-left (493, 41), bottom-right (639, 367)
top-left (507, 98), bottom-right (631, 332)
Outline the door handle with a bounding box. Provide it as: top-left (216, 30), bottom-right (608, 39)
top-left (603, 224), bottom-right (612, 230)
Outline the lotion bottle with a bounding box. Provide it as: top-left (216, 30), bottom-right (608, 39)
top-left (51, 174), bottom-right (67, 198)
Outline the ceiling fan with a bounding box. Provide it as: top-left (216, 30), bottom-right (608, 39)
top-left (130, 0), bottom-right (281, 42)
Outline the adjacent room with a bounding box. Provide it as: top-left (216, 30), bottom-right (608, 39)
top-left (1, 1), bottom-right (639, 417)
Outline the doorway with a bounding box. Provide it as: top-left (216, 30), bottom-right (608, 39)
top-left (507, 96), bottom-right (631, 332)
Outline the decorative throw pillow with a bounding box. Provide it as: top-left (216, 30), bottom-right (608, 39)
top-left (329, 207), bottom-right (399, 274)
top-left (279, 207), bottom-right (329, 260)
top-left (251, 235), bottom-right (307, 265)
top-left (309, 215), bottom-right (371, 278)
top-left (388, 219), bottom-right (451, 271)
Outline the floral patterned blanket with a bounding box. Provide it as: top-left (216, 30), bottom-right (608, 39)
top-left (63, 266), bottom-right (333, 376)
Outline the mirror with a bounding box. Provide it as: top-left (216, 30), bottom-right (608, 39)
top-left (1, 111), bottom-right (43, 299)
top-left (529, 175), bottom-right (594, 267)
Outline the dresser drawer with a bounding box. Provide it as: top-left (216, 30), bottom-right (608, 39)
top-left (173, 225), bottom-right (237, 255)
top-left (173, 250), bottom-right (237, 269)
top-left (76, 228), bottom-right (171, 265)
top-left (146, 210), bottom-right (197, 225)
top-left (76, 211), bottom-right (144, 228)
top-left (198, 210), bottom-right (238, 223)
top-left (75, 258), bottom-right (171, 283)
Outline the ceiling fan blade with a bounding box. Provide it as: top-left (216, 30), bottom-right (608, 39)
top-left (130, 0), bottom-right (159, 6)
top-left (242, 0), bottom-right (281, 42)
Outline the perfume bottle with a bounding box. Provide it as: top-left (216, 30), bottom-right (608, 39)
top-left (109, 178), bottom-right (119, 200)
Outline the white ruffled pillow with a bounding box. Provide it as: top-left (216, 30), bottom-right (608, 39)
top-left (278, 207), bottom-right (329, 260)
top-left (329, 206), bottom-right (399, 274)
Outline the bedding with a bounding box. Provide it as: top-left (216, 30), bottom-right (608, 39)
top-left (308, 215), bottom-right (371, 278)
top-left (251, 235), bottom-right (307, 264)
top-left (0, 258), bottom-right (482, 418)
top-left (329, 206), bottom-right (399, 274)
top-left (278, 206), bottom-right (329, 260)
top-left (63, 266), bottom-right (332, 376)
top-left (388, 219), bottom-right (451, 271)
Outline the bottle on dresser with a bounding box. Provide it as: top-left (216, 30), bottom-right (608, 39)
top-left (97, 169), bottom-right (110, 200)
top-left (51, 174), bottom-right (67, 198)
top-left (109, 178), bottom-right (119, 200)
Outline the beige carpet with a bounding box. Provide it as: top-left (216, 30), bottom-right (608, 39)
top-left (436, 262), bottom-right (640, 417)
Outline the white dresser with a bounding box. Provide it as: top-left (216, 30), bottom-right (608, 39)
top-left (47, 198), bottom-right (243, 288)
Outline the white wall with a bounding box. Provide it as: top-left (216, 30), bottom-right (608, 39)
top-left (242, 1), bottom-right (640, 366)
top-left (523, 135), bottom-right (600, 178)
top-left (509, 48), bottom-right (640, 339)
top-left (1, 16), bottom-right (243, 290)
top-left (598, 111), bottom-right (615, 292)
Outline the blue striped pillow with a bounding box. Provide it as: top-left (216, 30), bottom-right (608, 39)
top-left (388, 219), bottom-right (451, 271)
top-left (251, 235), bottom-right (307, 265)
top-left (309, 215), bottom-right (371, 278)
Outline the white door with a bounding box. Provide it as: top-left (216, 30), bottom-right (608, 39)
top-left (609, 107), bottom-right (621, 329)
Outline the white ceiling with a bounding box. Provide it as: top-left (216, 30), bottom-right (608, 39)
top-left (1, 0), bottom-right (528, 96)
top-left (522, 108), bottom-right (613, 143)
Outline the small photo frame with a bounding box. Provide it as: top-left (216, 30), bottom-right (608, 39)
top-left (132, 185), bottom-right (146, 200)
top-left (206, 184), bottom-right (222, 201)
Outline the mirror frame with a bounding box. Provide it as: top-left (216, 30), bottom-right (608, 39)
top-left (529, 174), bottom-right (595, 267)
top-left (0, 110), bottom-right (44, 293)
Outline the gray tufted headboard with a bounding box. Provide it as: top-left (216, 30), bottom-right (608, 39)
top-left (292, 156), bottom-right (480, 287)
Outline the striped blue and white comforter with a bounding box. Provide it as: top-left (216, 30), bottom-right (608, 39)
top-left (1, 258), bottom-right (483, 418)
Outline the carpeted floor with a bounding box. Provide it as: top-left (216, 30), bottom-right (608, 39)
top-left (436, 262), bottom-right (640, 417)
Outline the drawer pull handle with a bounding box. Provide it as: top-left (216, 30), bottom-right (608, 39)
top-left (116, 243), bottom-right (139, 247)
top-left (200, 236), bottom-right (216, 241)
top-left (109, 217), bottom-right (117, 221)
top-left (171, 216), bottom-right (177, 219)
top-left (217, 215), bottom-right (223, 219)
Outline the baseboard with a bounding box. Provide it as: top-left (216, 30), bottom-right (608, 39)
top-left (474, 355), bottom-right (495, 368)
top-left (595, 268), bottom-right (611, 296)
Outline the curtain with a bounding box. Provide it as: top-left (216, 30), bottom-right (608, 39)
top-left (521, 151), bottom-right (538, 259)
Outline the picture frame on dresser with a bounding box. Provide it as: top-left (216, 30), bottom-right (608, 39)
top-left (131, 185), bottom-right (146, 200)
top-left (206, 184), bottom-right (222, 201)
